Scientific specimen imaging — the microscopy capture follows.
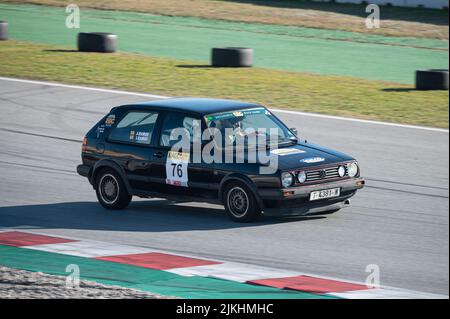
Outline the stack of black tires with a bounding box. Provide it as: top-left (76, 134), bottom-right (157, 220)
top-left (77, 32), bottom-right (118, 53)
top-left (0, 21), bottom-right (8, 41)
top-left (416, 69), bottom-right (449, 90)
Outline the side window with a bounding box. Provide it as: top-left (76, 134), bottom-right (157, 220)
top-left (109, 111), bottom-right (158, 145)
top-left (160, 113), bottom-right (201, 147)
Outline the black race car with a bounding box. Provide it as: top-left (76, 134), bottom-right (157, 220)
top-left (77, 98), bottom-right (365, 222)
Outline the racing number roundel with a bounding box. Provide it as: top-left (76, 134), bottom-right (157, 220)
top-left (165, 151), bottom-right (189, 187)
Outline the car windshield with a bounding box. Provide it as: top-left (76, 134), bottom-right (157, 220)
top-left (204, 107), bottom-right (296, 148)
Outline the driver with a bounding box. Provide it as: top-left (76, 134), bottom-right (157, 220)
top-left (214, 116), bottom-right (245, 145)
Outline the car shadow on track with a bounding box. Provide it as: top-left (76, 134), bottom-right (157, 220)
top-left (0, 200), bottom-right (327, 232)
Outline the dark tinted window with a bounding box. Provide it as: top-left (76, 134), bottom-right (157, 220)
top-left (109, 111), bottom-right (158, 145)
top-left (160, 113), bottom-right (201, 147)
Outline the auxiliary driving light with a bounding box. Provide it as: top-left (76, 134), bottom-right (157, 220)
top-left (338, 166), bottom-right (346, 177)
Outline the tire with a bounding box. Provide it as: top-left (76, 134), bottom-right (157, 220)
top-left (211, 47), bottom-right (253, 67)
top-left (223, 181), bottom-right (261, 222)
top-left (0, 21), bottom-right (8, 41)
top-left (77, 32), bottom-right (117, 53)
top-left (95, 168), bottom-right (131, 210)
top-left (415, 69), bottom-right (449, 90)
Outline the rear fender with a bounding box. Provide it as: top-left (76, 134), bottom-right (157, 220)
top-left (91, 159), bottom-right (133, 195)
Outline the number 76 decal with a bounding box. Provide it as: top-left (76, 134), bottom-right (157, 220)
top-left (166, 151), bottom-right (190, 187)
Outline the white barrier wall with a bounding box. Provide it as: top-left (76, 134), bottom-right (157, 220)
top-left (313, 0), bottom-right (449, 9)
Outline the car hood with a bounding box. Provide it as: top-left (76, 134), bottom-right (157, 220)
top-left (265, 141), bottom-right (355, 171)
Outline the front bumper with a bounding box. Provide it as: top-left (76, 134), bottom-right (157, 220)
top-left (259, 178), bottom-right (365, 216)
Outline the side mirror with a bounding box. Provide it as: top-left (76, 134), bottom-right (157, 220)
top-left (289, 127), bottom-right (298, 136)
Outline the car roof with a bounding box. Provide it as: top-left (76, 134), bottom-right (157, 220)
top-left (117, 98), bottom-right (262, 116)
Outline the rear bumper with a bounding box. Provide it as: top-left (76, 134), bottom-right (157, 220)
top-left (258, 178), bottom-right (365, 216)
top-left (77, 164), bottom-right (91, 178)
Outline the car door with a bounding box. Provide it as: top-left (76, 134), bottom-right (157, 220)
top-left (151, 111), bottom-right (216, 198)
top-left (105, 109), bottom-right (161, 192)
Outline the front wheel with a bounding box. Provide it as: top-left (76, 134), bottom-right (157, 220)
top-left (95, 168), bottom-right (131, 210)
top-left (224, 182), bottom-right (261, 222)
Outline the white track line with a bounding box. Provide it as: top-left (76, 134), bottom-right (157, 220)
top-left (270, 108), bottom-right (449, 133)
top-left (0, 77), bottom-right (170, 99)
top-left (0, 77), bottom-right (448, 133)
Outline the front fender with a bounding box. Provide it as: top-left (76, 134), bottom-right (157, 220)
top-left (219, 173), bottom-right (265, 210)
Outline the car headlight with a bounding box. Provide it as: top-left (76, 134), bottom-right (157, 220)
top-left (338, 166), bottom-right (346, 177)
top-left (281, 172), bottom-right (294, 188)
top-left (297, 171), bottom-right (306, 183)
top-left (347, 162), bottom-right (359, 178)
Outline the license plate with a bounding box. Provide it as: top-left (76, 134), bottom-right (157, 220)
top-left (310, 188), bottom-right (340, 201)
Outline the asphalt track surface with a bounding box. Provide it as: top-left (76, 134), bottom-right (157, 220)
top-left (0, 78), bottom-right (448, 295)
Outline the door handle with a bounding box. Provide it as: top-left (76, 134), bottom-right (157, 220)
top-left (153, 151), bottom-right (165, 159)
top-left (139, 161), bottom-right (151, 168)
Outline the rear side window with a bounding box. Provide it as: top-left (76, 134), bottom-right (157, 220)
top-left (160, 113), bottom-right (201, 147)
top-left (108, 111), bottom-right (158, 145)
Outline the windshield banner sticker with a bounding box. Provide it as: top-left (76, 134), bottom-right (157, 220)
top-left (205, 108), bottom-right (266, 123)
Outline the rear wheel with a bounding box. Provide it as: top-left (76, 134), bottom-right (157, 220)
top-left (224, 182), bottom-right (261, 222)
top-left (95, 168), bottom-right (131, 210)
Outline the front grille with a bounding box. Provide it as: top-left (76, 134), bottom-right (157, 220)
top-left (305, 166), bottom-right (341, 182)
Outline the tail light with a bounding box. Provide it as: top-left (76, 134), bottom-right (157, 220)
top-left (82, 137), bottom-right (88, 152)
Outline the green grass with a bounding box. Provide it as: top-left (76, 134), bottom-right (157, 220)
top-left (0, 41), bottom-right (448, 128)
top-left (0, 3), bottom-right (448, 84)
top-left (2, 0), bottom-right (448, 39)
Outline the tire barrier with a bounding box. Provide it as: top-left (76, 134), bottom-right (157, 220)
top-left (211, 47), bottom-right (254, 67)
top-left (77, 32), bottom-right (117, 53)
top-left (0, 21), bottom-right (8, 41)
top-left (415, 69), bottom-right (449, 90)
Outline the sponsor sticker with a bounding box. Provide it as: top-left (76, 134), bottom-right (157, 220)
top-left (300, 157), bottom-right (325, 164)
top-left (96, 125), bottom-right (105, 138)
top-left (166, 151), bottom-right (190, 187)
top-left (135, 131), bottom-right (150, 143)
top-left (129, 130), bottom-right (135, 141)
top-left (105, 114), bottom-right (115, 127)
top-left (271, 148), bottom-right (305, 156)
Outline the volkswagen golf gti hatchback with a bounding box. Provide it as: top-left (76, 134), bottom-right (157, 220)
top-left (77, 98), bottom-right (365, 222)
